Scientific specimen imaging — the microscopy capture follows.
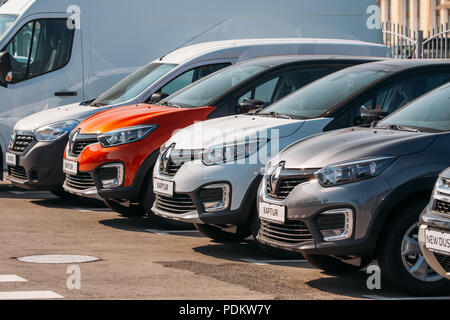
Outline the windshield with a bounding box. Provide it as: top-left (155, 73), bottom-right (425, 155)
top-left (0, 14), bottom-right (17, 38)
top-left (377, 83), bottom-right (450, 132)
top-left (162, 64), bottom-right (268, 108)
top-left (90, 63), bottom-right (177, 106)
top-left (261, 66), bottom-right (390, 119)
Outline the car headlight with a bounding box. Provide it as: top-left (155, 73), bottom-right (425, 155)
top-left (97, 125), bottom-right (158, 148)
top-left (201, 140), bottom-right (268, 166)
top-left (34, 120), bottom-right (79, 142)
top-left (315, 156), bottom-right (395, 187)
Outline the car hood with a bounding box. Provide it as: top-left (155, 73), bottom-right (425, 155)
top-left (13, 102), bottom-right (113, 131)
top-left (167, 114), bottom-right (305, 149)
top-left (280, 126), bottom-right (438, 169)
top-left (77, 104), bottom-right (214, 134)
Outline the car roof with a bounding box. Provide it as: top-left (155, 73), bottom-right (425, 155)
top-left (348, 59), bottom-right (450, 73)
top-left (160, 38), bottom-right (390, 64)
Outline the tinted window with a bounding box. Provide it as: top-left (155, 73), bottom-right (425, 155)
top-left (3, 19), bottom-right (74, 82)
top-left (160, 63), bottom-right (230, 95)
top-left (162, 63), bottom-right (268, 108)
top-left (237, 67), bottom-right (333, 107)
top-left (378, 83), bottom-right (450, 132)
top-left (262, 66), bottom-right (389, 119)
top-left (91, 63), bottom-right (177, 106)
top-left (353, 72), bottom-right (450, 122)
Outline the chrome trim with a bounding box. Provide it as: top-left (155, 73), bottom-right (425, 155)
top-left (318, 208), bottom-right (354, 241)
top-left (202, 183), bottom-right (231, 213)
top-left (99, 163), bottom-right (124, 188)
top-left (62, 182), bottom-right (102, 200)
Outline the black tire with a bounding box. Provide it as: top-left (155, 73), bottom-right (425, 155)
top-left (303, 253), bottom-right (372, 274)
top-left (377, 201), bottom-right (450, 296)
top-left (141, 172), bottom-right (193, 230)
top-left (194, 223), bottom-right (251, 242)
top-left (104, 198), bottom-right (146, 217)
top-left (249, 207), bottom-right (303, 259)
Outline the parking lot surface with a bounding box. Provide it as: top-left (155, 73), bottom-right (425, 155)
top-left (0, 180), bottom-right (441, 300)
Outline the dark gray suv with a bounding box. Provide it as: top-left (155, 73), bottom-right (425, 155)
top-left (419, 167), bottom-right (450, 280)
top-left (256, 83), bottom-right (450, 295)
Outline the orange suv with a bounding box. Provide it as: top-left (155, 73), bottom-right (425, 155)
top-left (62, 56), bottom-right (376, 224)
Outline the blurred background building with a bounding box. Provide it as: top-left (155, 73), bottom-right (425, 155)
top-left (378, 0), bottom-right (449, 32)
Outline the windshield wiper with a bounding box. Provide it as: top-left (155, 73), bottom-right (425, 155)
top-left (377, 124), bottom-right (421, 132)
top-left (258, 111), bottom-right (293, 119)
top-left (160, 101), bottom-right (183, 108)
top-left (90, 102), bottom-right (107, 107)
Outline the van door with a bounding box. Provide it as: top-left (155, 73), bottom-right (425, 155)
top-left (0, 16), bottom-right (82, 146)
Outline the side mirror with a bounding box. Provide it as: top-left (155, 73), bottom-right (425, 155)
top-left (149, 92), bottom-right (169, 104)
top-left (356, 107), bottom-right (389, 125)
top-left (236, 98), bottom-right (264, 114)
top-left (0, 51), bottom-right (12, 88)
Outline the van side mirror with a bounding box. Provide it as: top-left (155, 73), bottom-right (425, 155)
top-left (0, 51), bottom-right (12, 88)
top-left (236, 98), bottom-right (264, 114)
top-left (149, 92), bottom-right (169, 104)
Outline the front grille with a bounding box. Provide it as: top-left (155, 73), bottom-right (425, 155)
top-left (316, 214), bottom-right (346, 232)
top-left (10, 134), bottom-right (34, 152)
top-left (8, 165), bottom-right (27, 180)
top-left (69, 138), bottom-right (98, 157)
top-left (259, 219), bottom-right (313, 245)
top-left (161, 161), bottom-right (183, 177)
top-left (160, 148), bottom-right (200, 177)
top-left (199, 188), bottom-right (223, 203)
top-left (434, 253), bottom-right (450, 272)
top-left (266, 176), bottom-right (312, 200)
top-left (154, 193), bottom-right (196, 214)
top-left (435, 200), bottom-right (450, 214)
top-left (65, 172), bottom-right (95, 190)
top-left (97, 167), bottom-right (117, 180)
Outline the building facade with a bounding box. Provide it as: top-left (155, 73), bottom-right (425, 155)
top-left (378, 0), bottom-right (449, 33)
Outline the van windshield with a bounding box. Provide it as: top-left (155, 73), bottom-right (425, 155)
top-left (261, 66), bottom-right (389, 119)
top-left (0, 14), bottom-right (17, 38)
top-left (377, 83), bottom-right (450, 132)
top-left (90, 63), bottom-right (177, 107)
top-left (162, 64), bottom-right (268, 108)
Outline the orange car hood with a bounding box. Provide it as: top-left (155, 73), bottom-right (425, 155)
top-left (77, 104), bottom-right (215, 134)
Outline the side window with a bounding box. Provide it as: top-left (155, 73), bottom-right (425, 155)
top-left (237, 76), bottom-right (280, 106)
top-left (3, 19), bottom-right (74, 83)
top-left (159, 63), bottom-right (230, 95)
top-left (236, 66), bottom-right (334, 109)
top-left (351, 72), bottom-right (450, 125)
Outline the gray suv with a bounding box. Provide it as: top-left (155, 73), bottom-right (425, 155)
top-left (419, 167), bottom-right (450, 280)
top-left (256, 83), bottom-right (450, 295)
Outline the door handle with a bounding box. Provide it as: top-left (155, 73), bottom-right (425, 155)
top-left (55, 91), bottom-right (77, 97)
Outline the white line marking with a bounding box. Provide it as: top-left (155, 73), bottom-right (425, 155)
top-left (363, 295), bottom-right (450, 300)
top-left (241, 258), bottom-right (306, 265)
top-left (0, 291), bottom-right (63, 300)
top-left (0, 275), bottom-right (27, 282)
top-left (72, 208), bottom-right (113, 213)
top-left (144, 229), bottom-right (199, 235)
top-left (8, 191), bottom-right (50, 195)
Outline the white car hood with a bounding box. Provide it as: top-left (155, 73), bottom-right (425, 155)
top-left (168, 114), bottom-right (305, 149)
top-left (13, 102), bottom-right (112, 131)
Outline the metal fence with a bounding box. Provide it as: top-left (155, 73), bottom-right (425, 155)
top-left (383, 22), bottom-right (450, 59)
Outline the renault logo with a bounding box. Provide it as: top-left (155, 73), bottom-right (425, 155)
top-left (161, 144), bottom-right (174, 173)
top-left (268, 162), bottom-right (284, 195)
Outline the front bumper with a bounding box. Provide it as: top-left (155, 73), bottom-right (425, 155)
top-left (63, 141), bottom-right (159, 201)
top-left (256, 175), bottom-right (392, 257)
top-left (151, 157), bottom-right (262, 226)
top-left (419, 200), bottom-right (450, 280)
top-left (6, 136), bottom-right (69, 191)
